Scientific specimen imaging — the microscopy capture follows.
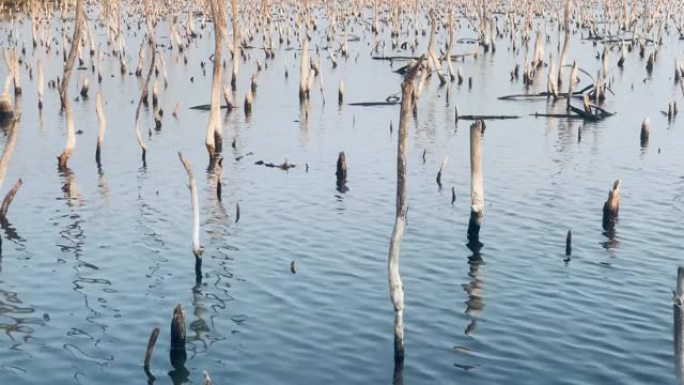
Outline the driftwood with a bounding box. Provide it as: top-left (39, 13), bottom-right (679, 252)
top-left (457, 114), bottom-right (520, 120)
top-left (373, 53), bottom-right (478, 61)
top-left (349, 95), bottom-right (400, 107)
top-left (189, 104), bottom-right (236, 110)
top-left (498, 84), bottom-right (594, 100)
top-left (388, 55), bottom-right (423, 363)
top-left (254, 160), bottom-right (295, 170)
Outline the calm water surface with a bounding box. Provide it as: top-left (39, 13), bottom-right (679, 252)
top-left (0, 6), bottom-right (683, 385)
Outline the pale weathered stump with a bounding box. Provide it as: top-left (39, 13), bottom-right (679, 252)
top-left (169, 304), bottom-right (187, 370)
top-left (205, 0), bottom-right (226, 161)
top-left (299, 38), bottom-right (310, 101)
top-left (134, 20), bottom-right (157, 166)
top-left (57, 100), bottom-right (76, 169)
top-left (59, 0), bottom-right (84, 108)
top-left (388, 55), bottom-right (423, 363)
top-left (0, 92), bottom-right (12, 123)
top-left (467, 121), bottom-right (484, 247)
top-left (0, 178), bottom-right (22, 220)
top-left (178, 152), bottom-right (203, 279)
top-left (95, 91), bottom-right (106, 167)
top-left (602, 179), bottom-right (621, 229)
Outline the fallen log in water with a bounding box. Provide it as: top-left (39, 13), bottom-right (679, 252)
top-left (348, 95), bottom-right (400, 107)
top-left (189, 104), bottom-right (237, 110)
top-left (498, 84), bottom-right (594, 100)
top-left (373, 53), bottom-right (478, 61)
top-left (254, 159), bottom-right (295, 170)
top-left (457, 114), bottom-right (520, 120)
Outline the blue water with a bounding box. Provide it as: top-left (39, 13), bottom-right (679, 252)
top-left (0, 3), bottom-right (683, 384)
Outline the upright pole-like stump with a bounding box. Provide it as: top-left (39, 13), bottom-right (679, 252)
top-left (178, 152), bottom-right (203, 280)
top-left (388, 55), bottom-right (423, 363)
top-left (336, 151), bottom-right (347, 191)
top-left (169, 304), bottom-right (187, 370)
top-left (602, 179), bottom-right (621, 230)
top-left (675, 267), bottom-right (684, 382)
top-left (467, 121), bottom-right (484, 247)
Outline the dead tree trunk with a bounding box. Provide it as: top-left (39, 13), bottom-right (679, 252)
top-left (143, 327), bottom-right (160, 370)
top-left (205, 0), bottom-right (226, 162)
top-left (388, 55), bottom-right (424, 363)
top-left (230, 0), bottom-right (239, 89)
top-left (59, 0), bottom-right (84, 109)
top-left (178, 152), bottom-right (203, 280)
top-left (95, 91), bottom-right (106, 167)
top-left (169, 304), bottom-right (187, 370)
top-left (57, 100), bottom-right (76, 169)
top-left (467, 121), bottom-right (484, 247)
top-left (602, 179), bottom-right (621, 229)
top-left (675, 266), bottom-right (684, 383)
top-left (557, 0), bottom-right (572, 87)
top-left (134, 20), bottom-right (156, 166)
top-left (0, 178), bottom-right (22, 220)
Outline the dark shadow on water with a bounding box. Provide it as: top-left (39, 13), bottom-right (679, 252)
top-left (168, 366), bottom-right (190, 385)
top-left (601, 223), bottom-right (619, 252)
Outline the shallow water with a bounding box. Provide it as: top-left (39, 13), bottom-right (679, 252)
top-left (0, 5), bottom-right (683, 385)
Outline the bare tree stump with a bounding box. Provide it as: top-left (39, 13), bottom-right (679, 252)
top-left (0, 178), bottom-right (21, 219)
top-left (565, 230), bottom-right (572, 257)
top-left (143, 327), bottom-right (160, 369)
top-left (95, 91), bottom-right (106, 167)
top-left (169, 304), bottom-right (187, 370)
top-left (59, 0), bottom-right (84, 108)
top-left (336, 151), bottom-right (347, 186)
top-left (675, 267), bottom-right (684, 382)
top-left (178, 152), bottom-right (203, 279)
top-left (602, 179), bottom-right (621, 229)
top-left (436, 156), bottom-right (447, 187)
top-left (467, 121), bottom-right (484, 247)
top-left (641, 118), bottom-right (650, 147)
top-left (388, 55), bottom-right (424, 363)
